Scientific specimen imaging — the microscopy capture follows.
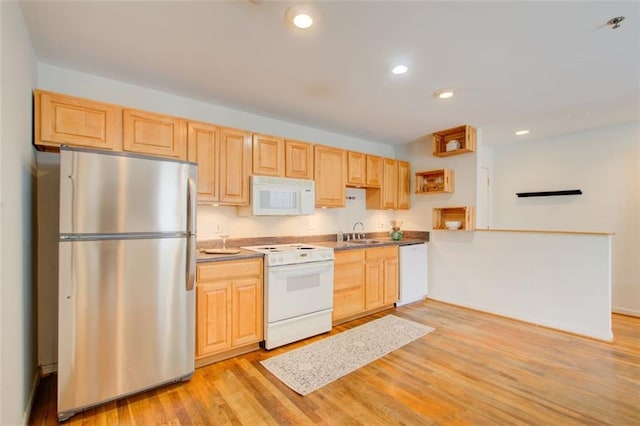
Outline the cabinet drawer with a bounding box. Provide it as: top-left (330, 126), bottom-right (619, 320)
top-left (365, 246), bottom-right (398, 261)
top-left (335, 249), bottom-right (365, 265)
top-left (198, 258), bottom-right (263, 281)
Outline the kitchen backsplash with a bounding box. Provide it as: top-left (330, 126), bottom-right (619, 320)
top-left (197, 188), bottom-right (397, 241)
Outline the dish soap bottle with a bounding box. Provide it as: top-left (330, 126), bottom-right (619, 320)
top-left (337, 228), bottom-right (344, 242)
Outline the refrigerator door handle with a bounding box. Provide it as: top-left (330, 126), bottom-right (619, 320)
top-left (185, 176), bottom-right (196, 291)
top-left (187, 176), bottom-right (196, 235)
top-left (186, 235), bottom-right (195, 291)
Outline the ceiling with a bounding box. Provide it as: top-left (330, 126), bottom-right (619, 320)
top-left (19, 1), bottom-right (640, 146)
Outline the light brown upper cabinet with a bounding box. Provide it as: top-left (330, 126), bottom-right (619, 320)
top-left (366, 155), bottom-right (383, 188)
top-left (187, 121), bottom-right (219, 204)
top-left (397, 160), bottom-right (411, 209)
top-left (346, 151), bottom-right (367, 187)
top-left (366, 158), bottom-right (410, 210)
top-left (380, 158), bottom-right (399, 209)
top-left (432, 125), bottom-right (476, 157)
top-left (284, 140), bottom-right (314, 179)
top-left (314, 145), bottom-right (346, 208)
top-left (252, 134), bottom-right (284, 177)
top-left (34, 89), bottom-right (122, 152)
top-left (123, 109), bottom-right (187, 160)
top-left (219, 127), bottom-right (251, 205)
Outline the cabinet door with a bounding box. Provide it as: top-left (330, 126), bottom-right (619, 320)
top-left (314, 145), bottom-right (346, 207)
top-left (285, 140), bottom-right (314, 179)
top-left (231, 277), bottom-right (263, 347)
top-left (333, 250), bottom-right (366, 321)
top-left (196, 282), bottom-right (231, 357)
top-left (123, 109), bottom-right (187, 159)
top-left (35, 90), bottom-right (121, 151)
top-left (383, 255), bottom-right (399, 305)
top-left (346, 151), bottom-right (366, 187)
top-left (397, 160), bottom-right (411, 210)
top-left (219, 127), bottom-right (251, 205)
top-left (366, 155), bottom-right (383, 188)
top-left (252, 134), bottom-right (284, 176)
top-left (381, 158), bottom-right (398, 209)
top-left (188, 121), bottom-right (219, 203)
top-left (364, 260), bottom-right (384, 310)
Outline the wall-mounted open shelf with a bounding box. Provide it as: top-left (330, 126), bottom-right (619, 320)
top-left (433, 206), bottom-right (475, 231)
top-left (432, 125), bottom-right (476, 157)
top-left (516, 189), bottom-right (582, 198)
top-left (415, 169), bottom-right (454, 194)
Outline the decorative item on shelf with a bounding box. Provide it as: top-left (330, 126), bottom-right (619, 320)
top-left (390, 220), bottom-right (403, 241)
top-left (444, 220), bottom-right (462, 230)
top-left (445, 139), bottom-right (460, 152)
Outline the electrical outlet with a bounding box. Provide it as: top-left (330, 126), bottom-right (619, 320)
top-left (307, 220), bottom-right (315, 230)
top-left (379, 221), bottom-right (386, 229)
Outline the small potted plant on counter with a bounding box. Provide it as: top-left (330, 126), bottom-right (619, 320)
top-left (390, 220), bottom-right (403, 241)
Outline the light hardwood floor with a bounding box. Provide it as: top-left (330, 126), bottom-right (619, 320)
top-left (30, 300), bottom-right (640, 425)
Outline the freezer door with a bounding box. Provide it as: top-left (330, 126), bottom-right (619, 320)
top-left (60, 148), bottom-right (197, 235)
top-left (57, 237), bottom-right (195, 416)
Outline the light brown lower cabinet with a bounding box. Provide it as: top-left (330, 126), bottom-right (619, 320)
top-left (333, 246), bottom-right (399, 324)
top-left (332, 249), bottom-right (366, 321)
top-left (195, 258), bottom-right (263, 366)
top-left (365, 246), bottom-right (398, 309)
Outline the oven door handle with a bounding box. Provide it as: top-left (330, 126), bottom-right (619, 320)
top-left (269, 260), bottom-right (333, 274)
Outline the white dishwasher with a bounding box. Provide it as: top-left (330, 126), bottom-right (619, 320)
top-left (397, 242), bottom-right (428, 306)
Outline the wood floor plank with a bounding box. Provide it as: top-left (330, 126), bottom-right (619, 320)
top-left (29, 300), bottom-right (640, 425)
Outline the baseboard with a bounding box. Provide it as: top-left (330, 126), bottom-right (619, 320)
top-left (612, 306), bottom-right (640, 317)
top-left (427, 296), bottom-right (614, 342)
top-left (22, 368), bottom-right (41, 426)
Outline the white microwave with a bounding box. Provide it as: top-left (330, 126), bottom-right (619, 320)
top-left (245, 175), bottom-right (315, 216)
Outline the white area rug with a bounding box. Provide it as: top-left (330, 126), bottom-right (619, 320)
top-left (260, 315), bottom-right (434, 395)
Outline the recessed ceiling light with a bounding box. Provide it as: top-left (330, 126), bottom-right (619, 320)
top-left (515, 129), bottom-right (530, 136)
top-left (434, 88), bottom-right (455, 99)
top-left (286, 7), bottom-right (314, 29)
top-left (391, 64), bottom-right (408, 75)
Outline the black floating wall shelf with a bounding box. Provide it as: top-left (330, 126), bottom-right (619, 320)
top-left (516, 189), bottom-right (582, 198)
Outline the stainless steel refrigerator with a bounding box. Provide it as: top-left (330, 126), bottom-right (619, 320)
top-left (57, 146), bottom-right (197, 421)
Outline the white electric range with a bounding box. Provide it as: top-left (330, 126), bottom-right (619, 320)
top-left (242, 243), bottom-right (334, 349)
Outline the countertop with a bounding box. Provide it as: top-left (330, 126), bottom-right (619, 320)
top-left (196, 235), bottom-right (428, 263)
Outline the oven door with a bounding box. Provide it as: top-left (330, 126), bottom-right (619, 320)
top-left (265, 260), bottom-right (334, 323)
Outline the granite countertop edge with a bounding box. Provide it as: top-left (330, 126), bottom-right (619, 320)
top-left (196, 231), bottom-right (429, 263)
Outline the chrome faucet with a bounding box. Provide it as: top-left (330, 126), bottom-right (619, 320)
top-left (352, 222), bottom-right (365, 240)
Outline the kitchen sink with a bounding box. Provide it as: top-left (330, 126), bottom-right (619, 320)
top-left (347, 239), bottom-right (385, 245)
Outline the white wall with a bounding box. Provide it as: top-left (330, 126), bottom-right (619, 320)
top-left (429, 230), bottom-right (613, 341)
top-left (394, 134), bottom-right (477, 231)
top-left (34, 64), bottom-right (401, 369)
top-left (198, 188), bottom-right (395, 240)
top-left (0, 2), bottom-right (39, 424)
top-left (492, 123), bottom-right (640, 316)
top-left (475, 135), bottom-right (494, 229)
top-left (37, 64), bottom-right (396, 158)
